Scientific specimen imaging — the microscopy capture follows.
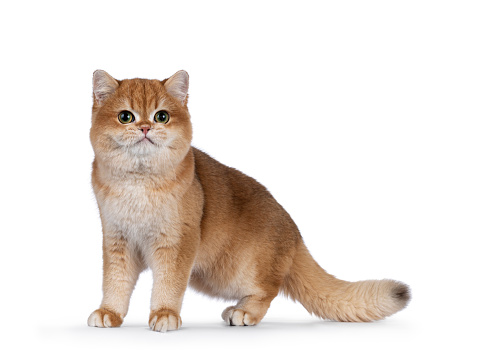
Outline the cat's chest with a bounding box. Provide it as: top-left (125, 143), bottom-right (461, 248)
top-left (97, 180), bottom-right (181, 245)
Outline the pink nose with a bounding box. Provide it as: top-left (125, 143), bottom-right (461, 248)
top-left (140, 126), bottom-right (150, 135)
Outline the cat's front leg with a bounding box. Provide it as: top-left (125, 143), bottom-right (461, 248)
top-left (88, 231), bottom-right (145, 328)
top-left (147, 229), bottom-right (199, 333)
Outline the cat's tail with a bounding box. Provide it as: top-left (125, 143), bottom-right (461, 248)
top-left (281, 242), bottom-right (411, 322)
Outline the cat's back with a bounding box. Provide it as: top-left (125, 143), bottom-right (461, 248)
top-left (192, 147), bottom-right (273, 207)
top-left (192, 147), bottom-right (297, 235)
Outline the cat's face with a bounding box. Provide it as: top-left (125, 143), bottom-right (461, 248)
top-left (90, 70), bottom-right (192, 174)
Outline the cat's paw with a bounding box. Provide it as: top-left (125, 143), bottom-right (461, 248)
top-left (149, 309), bottom-right (182, 333)
top-left (87, 308), bottom-right (123, 328)
top-left (221, 306), bottom-right (259, 326)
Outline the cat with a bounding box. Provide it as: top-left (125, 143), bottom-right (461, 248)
top-left (87, 70), bottom-right (411, 332)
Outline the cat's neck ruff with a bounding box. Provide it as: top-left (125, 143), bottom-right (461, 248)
top-left (93, 146), bottom-right (195, 194)
top-left (95, 145), bottom-right (192, 183)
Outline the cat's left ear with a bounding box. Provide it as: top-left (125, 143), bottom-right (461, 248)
top-left (164, 70), bottom-right (189, 105)
top-left (93, 70), bottom-right (119, 105)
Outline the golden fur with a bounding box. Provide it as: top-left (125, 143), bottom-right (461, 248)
top-left (87, 70), bottom-right (410, 332)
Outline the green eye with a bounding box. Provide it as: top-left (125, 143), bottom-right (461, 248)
top-left (154, 111), bottom-right (170, 124)
top-left (118, 111), bottom-right (135, 124)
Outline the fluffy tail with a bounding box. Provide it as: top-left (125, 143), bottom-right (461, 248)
top-left (281, 242), bottom-right (411, 322)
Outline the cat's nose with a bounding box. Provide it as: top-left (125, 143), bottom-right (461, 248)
top-left (139, 125), bottom-right (150, 136)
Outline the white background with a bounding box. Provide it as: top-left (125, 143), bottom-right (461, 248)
top-left (1, 1), bottom-right (478, 358)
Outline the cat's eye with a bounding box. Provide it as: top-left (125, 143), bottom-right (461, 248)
top-left (154, 111), bottom-right (170, 124)
top-left (118, 111), bottom-right (135, 124)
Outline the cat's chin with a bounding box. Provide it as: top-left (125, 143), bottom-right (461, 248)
top-left (126, 142), bottom-right (159, 156)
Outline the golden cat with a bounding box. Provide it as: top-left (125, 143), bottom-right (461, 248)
top-left (87, 70), bottom-right (410, 332)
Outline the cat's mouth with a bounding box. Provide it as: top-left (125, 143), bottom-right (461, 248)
top-left (137, 137), bottom-right (155, 145)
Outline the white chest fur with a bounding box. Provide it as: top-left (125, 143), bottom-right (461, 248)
top-left (96, 178), bottom-right (182, 250)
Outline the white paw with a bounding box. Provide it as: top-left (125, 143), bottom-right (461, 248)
top-left (222, 306), bottom-right (258, 326)
top-left (149, 310), bottom-right (182, 333)
top-left (87, 309), bottom-right (123, 328)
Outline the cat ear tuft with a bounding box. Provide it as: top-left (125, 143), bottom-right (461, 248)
top-left (164, 70), bottom-right (189, 104)
top-left (93, 70), bottom-right (119, 104)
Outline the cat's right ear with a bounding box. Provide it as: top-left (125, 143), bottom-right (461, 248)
top-left (93, 70), bottom-right (119, 105)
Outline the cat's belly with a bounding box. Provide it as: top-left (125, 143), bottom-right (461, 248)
top-left (189, 240), bottom-right (260, 301)
top-left (189, 265), bottom-right (257, 301)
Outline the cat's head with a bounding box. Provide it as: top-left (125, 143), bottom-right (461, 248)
top-left (90, 70), bottom-right (192, 174)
